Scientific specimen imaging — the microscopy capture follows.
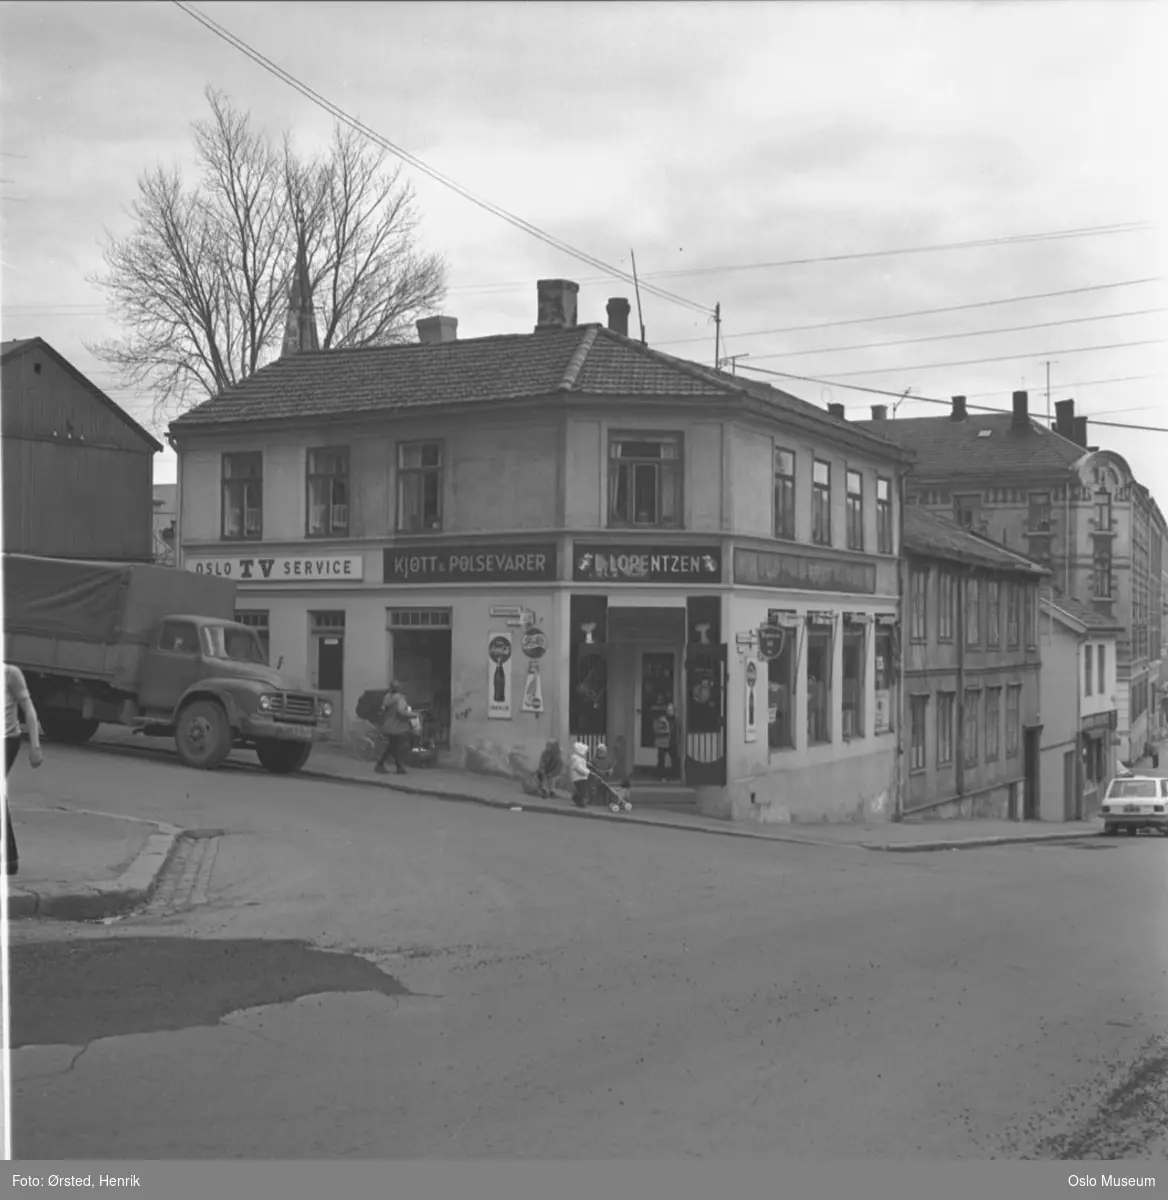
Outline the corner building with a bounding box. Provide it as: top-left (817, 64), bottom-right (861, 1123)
top-left (170, 281), bottom-right (912, 824)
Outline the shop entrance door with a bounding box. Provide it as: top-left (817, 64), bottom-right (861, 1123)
top-left (309, 611), bottom-right (345, 741)
top-left (634, 649), bottom-right (679, 773)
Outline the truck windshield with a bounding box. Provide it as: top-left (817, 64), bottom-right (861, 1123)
top-left (202, 625), bottom-right (266, 665)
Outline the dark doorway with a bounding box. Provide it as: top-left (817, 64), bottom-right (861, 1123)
top-left (1023, 726), bottom-right (1042, 820)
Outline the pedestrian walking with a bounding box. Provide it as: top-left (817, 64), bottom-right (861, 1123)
top-left (374, 680), bottom-right (415, 776)
top-left (5, 663), bottom-right (44, 876)
top-left (653, 702), bottom-right (680, 780)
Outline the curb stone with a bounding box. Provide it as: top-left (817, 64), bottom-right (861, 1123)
top-left (297, 764), bottom-right (1104, 852)
top-left (6, 812), bottom-right (184, 922)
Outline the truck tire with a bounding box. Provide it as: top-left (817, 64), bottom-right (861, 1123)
top-left (175, 699), bottom-right (232, 770)
top-left (256, 740), bottom-right (312, 775)
top-left (41, 710), bottom-right (99, 745)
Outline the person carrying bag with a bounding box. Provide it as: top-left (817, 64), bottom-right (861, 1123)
top-left (374, 680), bottom-right (415, 776)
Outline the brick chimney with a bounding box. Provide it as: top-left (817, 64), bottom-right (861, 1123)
top-left (1073, 415), bottom-right (1088, 447)
top-left (416, 316), bottom-right (458, 345)
top-left (1054, 398), bottom-right (1075, 439)
top-left (535, 279), bottom-right (579, 331)
top-left (950, 395), bottom-right (967, 421)
top-left (606, 297), bottom-right (631, 338)
top-left (1011, 390), bottom-right (1029, 431)
top-left (828, 403), bottom-right (846, 419)
top-left (870, 404), bottom-right (888, 421)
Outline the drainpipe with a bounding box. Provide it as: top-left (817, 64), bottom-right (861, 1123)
top-left (893, 468), bottom-right (909, 821)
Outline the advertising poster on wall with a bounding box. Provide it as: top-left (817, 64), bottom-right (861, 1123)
top-left (744, 659), bottom-right (759, 743)
top-left (487, 633), bottom-right (513, 720)
top-left (522, 662), bottom-right (544, 714)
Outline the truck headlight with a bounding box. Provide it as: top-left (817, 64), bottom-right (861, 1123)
top-left (318, 699), bottom-right (333, 719)
top-left (258, 694), bottom-right (274, 712)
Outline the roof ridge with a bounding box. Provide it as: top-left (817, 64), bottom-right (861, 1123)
top-left (559, 325), bottom-right (599, 391)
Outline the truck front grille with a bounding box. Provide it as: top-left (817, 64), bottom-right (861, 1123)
top-left (270, 693), bottom-right (317, 722)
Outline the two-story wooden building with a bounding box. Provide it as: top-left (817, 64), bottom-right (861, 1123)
top-left (900, 507), bottom-right (1048, 820)
top-left (856, 395), bottom-right (1165, 769)
top-left (169, 279), bottom-right (914, 825)
top-left (1, 337), bottom-right (161, 561)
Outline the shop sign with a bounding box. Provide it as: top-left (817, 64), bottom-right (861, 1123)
top-left (1081, 710), bottom-right (1115, 733)
top-left (521, 627), bottom-right (548, 659)
top-left (385, 543), bottom-right (558, 584)
top-left (757, 625), bottom-right (785, 661)
top-left (734, 548), bottom-right (876, 595)
top-left (573, 545), bottom-right (722, 584)
top-left (186, 555), bottom-right (365, 582)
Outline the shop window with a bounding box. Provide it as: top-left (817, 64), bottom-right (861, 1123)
top-left (766, 626), bottom-right (795, 751)
top-left (985, 687), bottom-right (1001, 760)
top-left (910, 569), bottom-right (928, 642)
top-left (937, 692), bottom-right (955, 766)
top-left (812, 460), bottom-right (832, 546)
top-left (608, 433), bottom-right (682, 528)
top-left (806, 623), bottom-right (832, 745)
top-left (876, 477), bottom-right (893, 554)
top-left (398, 441), bottom-right (443, 533)
top-left (221, 451), bottom-right (262, 540)
top-left (846, 470), bottom-right (864, 551)
top-left (874, 625), bottom-right (895, 734)
top-left (841, 622), bottom-right (865, 739)
top-left (938, 571), bottom-right (955, 642)
top-left (909, 695), bottom-right (928, 771)
top-left (1084, 644), bottom-right (1093, 696)
top-left (965, 578), bottom-right (981, 647)
top-left (306, 447), bottom-right (349, 536)
top-left (987, 581), bottom-right (1000, 647)
top-left (1006, 583), bottom-right (1020, 648)
top-left (1006, 685), bottom-right (1021, 757)
top-left (235, 609), bottom-right (270, 663)
top-left (963, 688), bottom-right (980, 766)
top-left (773, 447), bottom-right (795, 540)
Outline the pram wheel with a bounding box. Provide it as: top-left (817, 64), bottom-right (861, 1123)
top-left (609, 802), bottom-right (621, 813)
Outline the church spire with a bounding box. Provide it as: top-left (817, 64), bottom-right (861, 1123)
top-left (281, 241), bottom-right (320, 357)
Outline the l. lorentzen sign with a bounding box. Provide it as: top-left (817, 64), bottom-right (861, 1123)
top-left (186, 555), bottom-right (365, 581)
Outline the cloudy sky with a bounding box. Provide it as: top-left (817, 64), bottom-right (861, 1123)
top-left (1, 0), bottom-right (1165, 505)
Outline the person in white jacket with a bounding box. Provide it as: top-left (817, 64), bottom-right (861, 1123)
top-left (569, 741), bottom-right (591, 808)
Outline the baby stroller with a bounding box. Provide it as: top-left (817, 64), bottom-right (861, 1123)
top-left (587, 747), bottom-right (632, 814)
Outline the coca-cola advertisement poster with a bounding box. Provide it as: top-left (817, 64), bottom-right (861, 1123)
top-left (487, 632), bottom-right (513, 720)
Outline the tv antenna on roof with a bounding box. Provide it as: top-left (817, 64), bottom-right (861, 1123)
top-left (892, 387), bottom-right (914, 417)
top-left (629, 248), bottom-right (647, 345)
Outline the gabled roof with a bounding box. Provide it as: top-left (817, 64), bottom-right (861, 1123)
top-left (904, 506), bottom-right (1049, 577)
top-left (1042, 595), bottom-right (1124, 635)
top-left (1, 337), bottom-right (163, 452)
top-left (168, 323), bottom-right (912, 462)
top-left (854, 411), bottom-right (1082, 480)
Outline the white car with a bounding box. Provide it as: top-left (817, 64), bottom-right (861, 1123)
top-left (1100, 775), bottom-right (1168, 836)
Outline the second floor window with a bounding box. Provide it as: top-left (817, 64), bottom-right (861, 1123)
top-left (938, 571), bottom-right (954, 642)
top-left (910, 569), bottom-right (928, 642)
top-left (846, 470), bottom-right (864, 551)
top-left (1024, 584), bottom-right (1037, 647)
top-left (1006, 583), bottom-right (1020, 647)
top-left (876, 477), bottom-right (893, 553)
top-left (609, 434), bottom-right (682, 527)
top-left (1093, 541), bottom-right (1112, 599)
top-left (1097, 644), bottom-right (1106, 694)
top-left (812, 459), bottom-right (832, 545)
top-left (987, 580), bottom-right (1001, 646)
top-left (222, 451), bottom-right (262, 540)
top-left (966, 578), bottom-right (981, 646)
top-left (398, 441), bottom-right (443, 533)
top-left (1028, 491), bottom-right (1051, 531)
top-left (1084, 643), bottom-right (1093, 694)
top-left (774, 448), bottom-right (795, 540)
top-left (306, 448), bottom-right (349, 537)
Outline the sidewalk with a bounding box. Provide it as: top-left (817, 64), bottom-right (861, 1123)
top-left (303, 742), bottom-right (1104, 853)
top-left (6, 797), bottom-right (183, 921)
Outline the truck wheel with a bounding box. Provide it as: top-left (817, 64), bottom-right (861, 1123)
top-left (175, 700), bottom-right (232, 770)
top-left (256, 740), bottom-right (312, 774)
top-left (41, 711), bottom-right (99, 745)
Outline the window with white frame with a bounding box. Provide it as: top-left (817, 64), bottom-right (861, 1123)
top-left (608, 434), bottom-right (683, 528)
top-left (965, 578), bottom-right (981, 646)
top-left (938, 571), bottom-right (955, 642)
top-left (987, 581), bottom-right (1001, 646)
top-left (812, 460), bottom-right (832, 546)
top-left (306, 447), bottom-right (349, 536)
top-left (963, 688), bottom-right (980, 766)
top-left (937, 692), bottom-right (955, 765)
top-left (910, 695), bottom-right (928, 771)
top-left (221, 452), bottom-right (262, 540)
top-left (846, 470), bottom-right (864, 551)
top-left (1006, 685), bottom-right (1022, 757)
top-left (397, 441), bottom-right (443, 533)
top-left (985, 687), bottom-right (1001, 760)
top-left (876, 477), bottom-right (893, 553)
top-left (774, 448), bottom-right (796, 540)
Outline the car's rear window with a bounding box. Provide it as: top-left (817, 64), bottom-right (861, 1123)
top-left (1108, 779), bottom-right (1159, 799)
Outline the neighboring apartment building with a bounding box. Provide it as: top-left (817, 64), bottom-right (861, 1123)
top-left (1038, 595), bottom-right (1121, 822)
top-left (900, 507), bottom-right (1048, 820)
top-left (857, 394), bottom-right (1165, 766)
top-left (169, 279), bottom-right (913, 825)
top-left (1, 337), bottom-right (161, 561)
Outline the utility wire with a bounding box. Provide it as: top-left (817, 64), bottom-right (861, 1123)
top-left (656, 277), bottom-right (1163, 346)
top-left (734, 361), bottom-right (1168, 432)
top-left (738, 308), bottom-right (1166, 363)
top-left (171, 2), bottom-right (711, 318)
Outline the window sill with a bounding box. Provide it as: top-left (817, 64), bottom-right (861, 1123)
top-left (606, 522), bottom-right (685, 532)
top-left (909, 766), bottom-right (928, 776)
top-left (306, 531), bottom-right (350, 540)
top-left (396, 527), bottom-right (445, 537)
top-left (220, 535), bottom-right (263, 543)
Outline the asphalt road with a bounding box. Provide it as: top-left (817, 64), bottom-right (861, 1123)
top-left (8, 743), bottom-right (1168, 1160)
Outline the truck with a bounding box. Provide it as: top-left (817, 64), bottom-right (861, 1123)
top-left (2, 553), bottom-right (332, 774)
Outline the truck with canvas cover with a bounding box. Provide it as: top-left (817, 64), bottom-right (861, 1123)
top-left (2, 554), bottom-right (332, 774)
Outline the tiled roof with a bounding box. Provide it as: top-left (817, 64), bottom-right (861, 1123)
top-left (854, 412), bottom-right (1083, 479)
top-left (1, 336), bottom-right (163, 452)
top-left (904, 507), bottom-right (1049, 576)
top-left (1043, 594), bottom-right (1124, 633)
top-left (168, 324), bottom-right (912, 460)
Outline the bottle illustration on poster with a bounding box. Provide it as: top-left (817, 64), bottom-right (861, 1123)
top-left (487, 633), bottom-right (513, 719)
top-left (745, 659), bottom-right (758, 743)
top-left (522, 661), bottom-right (544, 714)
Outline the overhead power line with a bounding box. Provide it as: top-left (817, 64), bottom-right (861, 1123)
top-left (171, 2), bottom-right (711, 319)
top-left (656, 277), bottom-right (1163, 346)
top-left (740, 308), bottom-right (1166, 363)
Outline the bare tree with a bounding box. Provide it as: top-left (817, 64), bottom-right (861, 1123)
top-left (90, 89), bottom-right (447, 422)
